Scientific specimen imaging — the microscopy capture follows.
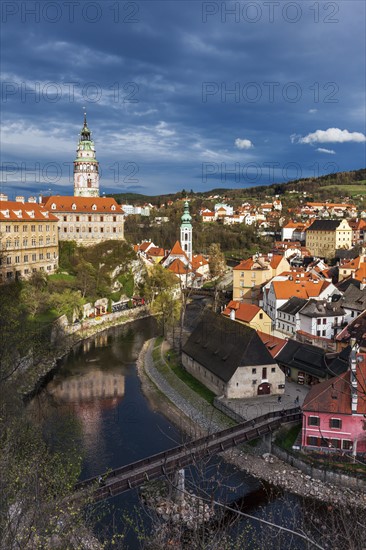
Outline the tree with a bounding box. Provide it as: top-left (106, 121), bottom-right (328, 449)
top-left (208, 243), bottom-right (227, 312)
top-left (143, 264), bottom-right (179, 305)
top-left (151, 290), bottom-right (180, 337)
top-left (49, 289), bottom-right (85, 323)
top-left (208, 243), bottom-right (226, 278)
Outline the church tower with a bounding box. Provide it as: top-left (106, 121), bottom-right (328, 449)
top-left (180, 201), bottom-right (192, 262)
top-left (73, 113), bottom-right (100, 197)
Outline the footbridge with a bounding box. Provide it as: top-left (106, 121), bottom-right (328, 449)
top-left (75, 407), bottom-right (301, 502)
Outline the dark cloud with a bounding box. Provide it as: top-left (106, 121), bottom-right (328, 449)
top-left (1, 1), bottom-right (365, 195)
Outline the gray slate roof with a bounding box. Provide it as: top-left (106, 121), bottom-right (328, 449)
top-left (182, 310), bottom-right (276, 383)
top-left (341, 283), bottom-right (366, 311)
top-left (299, 298), bottom-right (345, 318)
top-left (307, 220), bottom-right (341, 231)
top-left (278, 297), bottom-right (307, 315)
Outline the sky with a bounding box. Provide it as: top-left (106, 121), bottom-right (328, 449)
top-left (1, 0), bottom-right (365, 198)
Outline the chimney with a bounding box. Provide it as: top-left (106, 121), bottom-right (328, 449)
top-left (0, 193), bottom-right (8, 201)
top-left (15, 196), bottom-right (25, 203)
top-left (230, 308), bottom-right (236, 321)
top-left (360, 278), bottom-right (366, 291)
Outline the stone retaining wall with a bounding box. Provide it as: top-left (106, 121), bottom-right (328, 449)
top-left (272, 445), bottom-right (366, 491)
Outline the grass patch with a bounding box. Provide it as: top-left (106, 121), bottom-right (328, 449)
top-left (31, 309), bottom-right (59, 325)
top-left (275, 423), bottom-right (301, 451)
top-left (163, 349), bottom-right (215, 405)
top-left (49, 273), bottom-right (77, 282)
top-left (326, 184), bottom-right (366, 196)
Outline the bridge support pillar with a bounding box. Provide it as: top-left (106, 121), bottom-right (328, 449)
top-left (262, 432), bottom-right (272, 453)
top-left (172, 468), bottom-right (185, 504)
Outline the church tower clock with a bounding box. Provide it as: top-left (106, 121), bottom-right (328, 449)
top-left (73, 113), bottom-right (100, 197)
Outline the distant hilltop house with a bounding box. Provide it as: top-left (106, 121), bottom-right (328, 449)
top-left (182, 310), bottom-right (285, 399)
top-left (301, 348), bottom-right (366, 455)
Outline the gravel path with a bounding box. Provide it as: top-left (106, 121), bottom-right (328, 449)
top-left (142, 338), bottom-right (229, 434)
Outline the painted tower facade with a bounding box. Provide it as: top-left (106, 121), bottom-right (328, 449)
top-left (180, 201), bottom-right (192, 262)
top-left (74, 114), bottom-right (100, 197)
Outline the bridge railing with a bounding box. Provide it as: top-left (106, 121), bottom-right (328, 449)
top-left (75, 407), bottom-right (301, 492)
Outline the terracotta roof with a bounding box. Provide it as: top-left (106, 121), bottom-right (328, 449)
top-left (257, 331), bottom-right (287, 357)
top-left (0, 200), bottom-right (59, 222)
top-left (167, 258), bottom-right (191, 274)
top-left (222, 300), bottom-right (261, 323)
top-left (202, 211), bottom-right (215, 217)
top-left (272, 279), bottom-right (330, 300)
top-left (270, 255), bottom-right (284, 269)
top-left (43, 196), bottom-right (123, 214)
top-left (354, 263), bottom-right (366, 282)
top-left (191, 254), bottom-right (208, 270)
top-left (170, 240), bottom-right (187, 257)
top-left (148, 247), bottom-right (165, 257)
top-left (139, 241), bottom-right (153, 252)
top-left (233, 258), bottom-right (254, 270)
top-left (302, 353), bottom-right (366, 415)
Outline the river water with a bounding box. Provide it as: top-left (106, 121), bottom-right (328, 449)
top-left (28, 318), bottom-right (316, 549)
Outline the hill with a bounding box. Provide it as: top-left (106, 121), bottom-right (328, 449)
top-left (109, 169), bottom-right (366, 204)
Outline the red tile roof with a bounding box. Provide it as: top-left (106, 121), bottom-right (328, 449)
top-left (257, 331), bottom-right (287, 357)
top-left (170, 240), bottom-right (187, 256)
top-left (43, 196), bottom-right (123, 214)
top-left (167, 258), bottom-right (191, 274)
top-left (0, 200), bottom-right (59, 222)
top-left (222, 300), bottom-right (261, 323)
top-left (302, 353), bottom-right (366, 415)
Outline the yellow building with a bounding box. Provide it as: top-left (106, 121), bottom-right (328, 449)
top-left (222, 300), bottom-right (272, 334)
top-left (0, 198), bottom-right (59, 283)
top-left (233, 254), bottom-right (290, 303)
top-left (305, 219), bottom-right (352, 258)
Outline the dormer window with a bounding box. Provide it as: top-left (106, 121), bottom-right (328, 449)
top-left (72, 203), bottom-right (77, 210)
top-left (111, 205), bottom-right (116, 211)
top-left (92, 204), bottom-right (97, 210)
top-left (51, 203), bottom-right (56, 210)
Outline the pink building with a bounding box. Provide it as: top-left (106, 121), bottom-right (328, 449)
top-left (301, 349), bottom-right (366, 454)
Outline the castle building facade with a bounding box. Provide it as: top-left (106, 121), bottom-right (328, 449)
top-left (0, 197), bottom-right (59, 282)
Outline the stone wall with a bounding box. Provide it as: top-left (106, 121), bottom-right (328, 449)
top-left (272, 445), bottom-right (366, 491)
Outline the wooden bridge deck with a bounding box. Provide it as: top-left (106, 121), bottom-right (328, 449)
top-left (75, 408), bottom-right (301, 502)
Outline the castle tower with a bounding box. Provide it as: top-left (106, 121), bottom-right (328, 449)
top-left (73, 113), bottom-right (99, 197)
top-left (180, 201), bottom-right (192, 262)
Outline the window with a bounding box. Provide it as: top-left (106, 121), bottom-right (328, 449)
top-left (259, 313), bottom-right (263, 320)
top-left (330, 439), bottom-right (341, 449)
top-left (252, 368), bottom-right (256, 374)
top-left (32, 254), bottom-right (36, 261)
top-left (100, 227), bottom-right (104, 233)
top-left (46, 252), bottom-right (50, 259)
top-left (252, 380), bottom-right (257, 385)
top-left (15, 256), bottom-right (20, 263)
top-left (113, 227), bottom-right (116, 233)
top-left (100, 216), bottom-right (104, 222)
top-left (89, 228), bottom-right (92, 233)
top-left (271, 367), bottom-right (276, 373)
top-left (14, 225), bottom-right (19, 232)
top-left (76, 216), bottom-right (80, 222)
top-left (307, 436), bottom-right (319, 446)
top-left (38, 225), bottom-right (43, 232)
top-left (317, 318), bottom-right (321, 325)
top-left (262, 367), bottom-right (267, 379)
top-left (63, 216), bottom-right (67, 222)
top-left (31, 238), bottom-right (36, 246)
top-left (342, 440), bottom-right (352, 450)
top-left (23, 225), bottom-right (28, 232)
top-left (39, 253), bottom-right (43, 260)
top-left (6, 257), bottom-right (11, 265)
top-left (322, 330), bottom-right (326, 336)
top-left (308, 416), bottom-right (320, 426)
top-left (31, 225), bottom-right (36, 232)
top-left (5, 225), bottom-right (11, 233)
top-left (88, 216), bottom-right (92, 222)
top-left (113, 216), bottom-right (116, 222)
top-left (24, 255), bottom-right (28, 262)
top-left (329, 418), bottom-right (342, 429)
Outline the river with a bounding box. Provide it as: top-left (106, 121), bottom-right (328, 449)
top-left (28, 318), bottom-right (321, 549)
